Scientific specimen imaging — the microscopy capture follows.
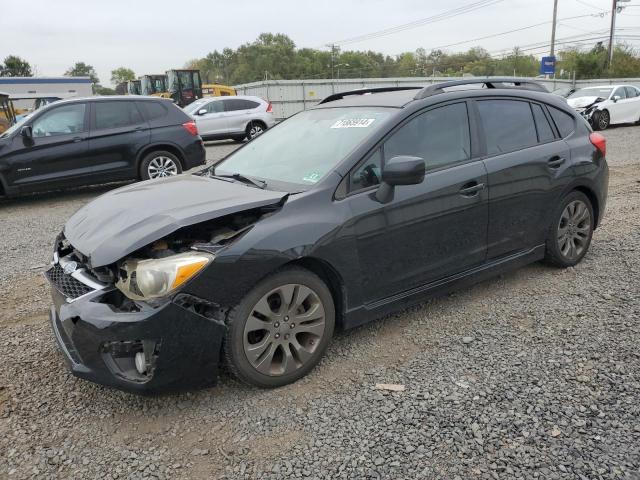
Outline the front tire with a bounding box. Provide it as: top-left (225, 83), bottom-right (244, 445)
top-left (544, 191), bottom-right (594, 268)
top-left (224, 267), bottom-right (335, 388)
top-left (139, 151), bottom-right (182, 180)
top-left (592, 110), bottom-right (610, 131)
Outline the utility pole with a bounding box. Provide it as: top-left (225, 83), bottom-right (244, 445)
top-left (607, 0), bottom-right (617, 69)
top-left (550, 0), bottom-right (559, 58)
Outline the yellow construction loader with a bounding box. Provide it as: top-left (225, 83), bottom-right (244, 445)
top-left (0, 92), bottom-right (16, 134)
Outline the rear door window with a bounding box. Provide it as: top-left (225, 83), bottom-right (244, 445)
top-left (624, 86), bottom-right (638, 98)
top-left (531, 103), bottom-right (555, 143)
top-left (548, 107), bottom-right (576, 138)
top-left (95, 101), bottom-right (144, 130)
top-left (384, 102), bottom-right (471, 171)
top-left (477, 100), bottom-right (538, 155)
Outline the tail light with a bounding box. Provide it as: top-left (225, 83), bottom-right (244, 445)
top-left (266, 102), bottom-right (273, 113)
top-left (182, 120), bottom-right (198, 136)
top-left (589, 132), bottom-right (606, 157)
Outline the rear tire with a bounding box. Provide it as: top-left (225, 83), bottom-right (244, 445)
top-left (544, 191), bottom-right (594, 268)
top-left (139, 151), bottom-right (182, 180)
top-left (592, 110), bottom-right (610, 131)
top-left (246, 121), bottom-right (266, 141)
top-left (223, 267), bottom-right (335, 388)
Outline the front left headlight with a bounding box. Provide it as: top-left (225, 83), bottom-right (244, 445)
top-left (116, 251), bottom-right (214, 300)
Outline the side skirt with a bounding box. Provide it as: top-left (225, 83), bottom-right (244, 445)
top-left (342, 244), bottom-right (546, 330)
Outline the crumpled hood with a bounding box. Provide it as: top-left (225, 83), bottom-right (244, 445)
top-left (567, 96), bottom-right (601, 109)
top-left (64, 175), bottom-right (288, 267)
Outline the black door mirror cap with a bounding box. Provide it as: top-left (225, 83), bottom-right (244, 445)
top-left (20, 125), bottom-right (33, 139)
top-left (375, 156), bottom-right (425, 203)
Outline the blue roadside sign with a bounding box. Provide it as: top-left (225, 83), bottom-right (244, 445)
top-left (540, 56), bottom-right (556, 75)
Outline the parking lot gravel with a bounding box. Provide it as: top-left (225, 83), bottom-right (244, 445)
top-left (1, 127), bottom-right (639, 479)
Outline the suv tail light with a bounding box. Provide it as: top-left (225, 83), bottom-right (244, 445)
top-left (266, 102), bottom-right (273, 113)
top-left (182, 120), bottom-right (198, 136)
top-left (589, 132), bottom-right (606, 157)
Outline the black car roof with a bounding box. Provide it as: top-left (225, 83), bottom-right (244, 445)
top-left (313, 78), bottom-right (561, 110)
top-left (50, 95), bottom-right (172, 106)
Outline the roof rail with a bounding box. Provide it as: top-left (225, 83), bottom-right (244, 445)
top-left (319, 86), bottom-right (423, 104)
top-left (414, 78), bottom-right (548, 99)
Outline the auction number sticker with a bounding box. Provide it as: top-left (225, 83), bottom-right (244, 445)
top-left (331, 118), bottom-right (375, 129)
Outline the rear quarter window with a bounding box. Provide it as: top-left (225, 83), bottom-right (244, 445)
top-left (137, 101), bottom-right (168, 121)
top-left (548, 107), bottom-right (576, 138)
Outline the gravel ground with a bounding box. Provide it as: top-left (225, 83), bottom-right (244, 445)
top-left (1, 127), bottom-right (639, 479)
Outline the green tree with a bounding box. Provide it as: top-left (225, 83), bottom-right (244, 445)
top-left (0, 55), bottom-right (33, 77)
top-left (110, 67), bottom-right (135, 86)
top-left (65, 62), bottom-right (100, 92)
top-left (95, 85), bottom-right (117, 95)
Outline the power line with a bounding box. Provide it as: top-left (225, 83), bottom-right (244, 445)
top-left (574, 0), bottom-right (607, 11)
top-left (424, 13), bottom-right (602, 52)
top-left (325, 0), bottom-right (504, 47)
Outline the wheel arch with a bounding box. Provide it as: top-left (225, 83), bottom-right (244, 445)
top-left (136, 143), bottom-right (187, 172)
top-left (573, 185), bottom-right (601, 229)
top-left (246, 119), bottom-right (267, 132)
top-left (284, 257), bottom-right (346, 329)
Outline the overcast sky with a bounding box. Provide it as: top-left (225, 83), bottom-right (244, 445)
top-left (2, 0), bottom-right (638, 85)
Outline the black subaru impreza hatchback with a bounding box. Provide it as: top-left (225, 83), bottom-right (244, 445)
top-left (46, 79), bottom-right (609, 393)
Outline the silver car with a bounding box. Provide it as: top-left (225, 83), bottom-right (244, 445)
top-left (184, 95), bottom-right (276, 141)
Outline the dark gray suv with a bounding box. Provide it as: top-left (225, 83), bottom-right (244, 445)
top-left (46, 79), bottom-right (608, 393)
top-left (0, 96), bottom-right (206, 196)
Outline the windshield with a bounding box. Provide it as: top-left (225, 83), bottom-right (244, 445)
top-left (568, 87), bottom-right (612, 100)
top-left (214, 107), bottom-right (394, 190)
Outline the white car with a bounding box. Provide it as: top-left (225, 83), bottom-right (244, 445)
top-left (184, 95), bottom-right (276, 141)
top-left (567, 85), bottom-right (640, 130)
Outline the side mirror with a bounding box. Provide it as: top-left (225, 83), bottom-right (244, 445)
top-left (20, 125), bottom-right (33, 139)
top-left (375, 156), bottom-right (425, 203)
top-left (197, 109), bottom-right (207, 116)
top-left (612, 95), bottom-right (621, 103)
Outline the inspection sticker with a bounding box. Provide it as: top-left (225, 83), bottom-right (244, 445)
top-left (331, 118), bottom-right (375, 129)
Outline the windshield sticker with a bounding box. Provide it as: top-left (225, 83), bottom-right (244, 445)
top-left (331, 118), bottom-right (375, 129)
top-left (303, 171), bottom-right (322, 183)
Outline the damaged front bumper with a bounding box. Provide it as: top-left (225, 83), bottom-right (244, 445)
top-left (45, 254), bottom-right (226, 394)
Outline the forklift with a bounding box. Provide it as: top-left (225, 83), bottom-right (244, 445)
top-left (166, 69), bottom-right (202, 107)
top-left (140, 74), bottom-right (169, 97)
top-left (126, 80), bottom-right (141, 95)
top-left (0, 92), bottom-right (17, 134)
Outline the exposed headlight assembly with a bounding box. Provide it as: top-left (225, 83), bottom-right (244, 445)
top-left (116, 252), bottom-right (213, 300)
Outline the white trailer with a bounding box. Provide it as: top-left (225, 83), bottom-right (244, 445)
top-left (0, 77), bottom-right (93, 109)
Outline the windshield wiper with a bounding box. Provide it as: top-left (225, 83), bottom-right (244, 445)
top-left (212, 172), bottom-right (267, 189)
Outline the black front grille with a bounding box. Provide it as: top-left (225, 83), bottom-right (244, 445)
top-left (45, 263), bottom-right (93, 300)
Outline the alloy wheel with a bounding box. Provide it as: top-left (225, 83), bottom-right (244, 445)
top-left (147, 156), bottom-right (178, 178)
top-left (598, 110), bottom-right (610, 130)
top-left (248, 124), bottom-right (264, 139)
top-left (557, 200), bottom-right (591, 261)
top-left (243, 283), bottom-right (326, 376)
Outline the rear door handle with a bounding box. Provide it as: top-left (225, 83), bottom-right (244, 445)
top-left (459, 182), bottom-right (485, 197)
top-left (72, 137), bottom-right (83, 143)
top-left (548, 156), bottom-right (566, 168)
